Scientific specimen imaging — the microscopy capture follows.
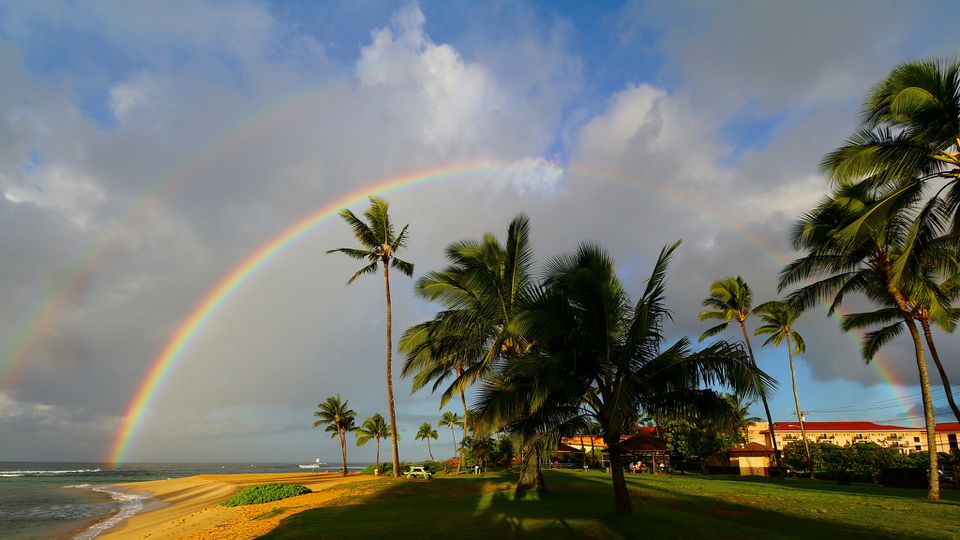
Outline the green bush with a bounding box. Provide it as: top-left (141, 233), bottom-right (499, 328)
top-left (221, 483), bottom-right (311, 506)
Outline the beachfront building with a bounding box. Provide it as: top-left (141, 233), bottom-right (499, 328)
top-left (747, 421), bottom-right (960, 455)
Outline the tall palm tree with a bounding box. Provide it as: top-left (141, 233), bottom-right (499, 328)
top-left (401, 215), bottom-right (534, 474)
top-left (699, 276), bottom-right (784, 475)
top-left (328, 196), bottom-right (413, 478)
top-left (313, 395), bottom-right (358, 476)
top-left (438, 411), bottom-right (463, 461)
top-left (415, 422), bottom-right (438, 461)
top-left (753, 300), bottom-right (811, 477)
top-left (780, 183), bottom-right (942, 499)
top-left (356, 413), bottom-right (392, 475)
top-left (477, 242), bottom-right (771, 514)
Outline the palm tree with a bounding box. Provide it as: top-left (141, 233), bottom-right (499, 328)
top-left (699, 276), bottom-right (785, 475)
top-left (356, 413), bottom-right (392, 475)
top-left (401, 215), bottom-right (534, 474)
top-left (477, 242), bottom-right (771, 513)
top-left (780, 183), bottom-right (942, 499)
top-left (313, 395), bottom-right (358, 476)
top-left (438, 411), bottom-right (463, 461)
top-left (328, 196), bottom-right (414, 478)
top-left (821, 59), bottom-right (960, 267)
top-left (840, 258), bottom-right (960, 424)
top-left (415, 422), bottom-right (438, 461)
top-left (753, 300), bottom-right (812, 477)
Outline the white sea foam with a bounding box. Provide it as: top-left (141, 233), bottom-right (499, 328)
top-left (0, 468), bottom-right (102, 477)
top-left (71, 486), bottom-right (147, 540)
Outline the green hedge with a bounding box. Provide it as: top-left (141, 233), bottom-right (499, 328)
top-left (221, 483), bottom-right (311, 506)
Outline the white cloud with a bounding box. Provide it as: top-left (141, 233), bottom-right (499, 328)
top-left (109, 72), bottom-right (161, 121)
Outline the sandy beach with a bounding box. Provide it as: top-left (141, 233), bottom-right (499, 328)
top-left (99, 472), bottom-right (375, 540)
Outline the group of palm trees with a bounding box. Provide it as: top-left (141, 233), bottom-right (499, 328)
top-left (322, 57), bottom-right (960, 509)
top-left (414, 411), bottom-right (461, 462)
top-left (312, 395), bottom-right (394, 475)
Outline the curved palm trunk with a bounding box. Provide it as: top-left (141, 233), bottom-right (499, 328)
top-left (426, 436), bottom-right (435, 461)
top-left (340, 430), bottom-right (348, 476)
top-left (448, 425), bottom-right (459, 461)
top-left (457, 364), bottom-right (466, 475)
top-left (920, 319), bottom-right (960, 423)
top-left (784, 332), bottom-right (812, 478)
top-left (604, 434), bottom-right (632, 514)
top-left (885, 275), bottom-right (939, 501)
top-left (384, 263), bottom-right (401, 478)
top-left (740, 321), bottom-right (783, 477)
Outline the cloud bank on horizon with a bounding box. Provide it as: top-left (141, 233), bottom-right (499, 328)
top-left (0, 0), bottom-right (956, 462)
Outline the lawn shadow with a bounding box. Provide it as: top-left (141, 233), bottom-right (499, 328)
top-left (258, 470), bottom-right (955, 539)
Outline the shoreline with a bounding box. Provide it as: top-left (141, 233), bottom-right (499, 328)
top-left (90, 472), bottom-right (374, 539)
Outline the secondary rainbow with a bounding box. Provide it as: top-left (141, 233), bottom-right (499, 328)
top-left (106, 162), bottom-right (913, 463)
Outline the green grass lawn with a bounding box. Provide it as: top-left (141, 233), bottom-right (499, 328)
top-left (260, 470), bottom-right (959, 539)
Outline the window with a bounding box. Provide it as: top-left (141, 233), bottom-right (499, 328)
top-left (949, 434), bottom-right (958, 452)
top-left (915, 445), bottom-right (922, 451)
top-left (913, 436), bottom-right (920, 442)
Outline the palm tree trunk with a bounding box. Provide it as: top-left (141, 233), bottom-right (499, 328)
top-left (457, 364), bottom-right (466, 475)
top-left (605, 435), bottom-right (632, 514)
top-left (784, 332), bottom-right (812, 479)
top-left (740, 321), bottom-right (783, 478)
top-left (579, 433), bottom-right (587, 469)
top-left (375, 437), bottom-right (381, 474)
top-left (449, 426), bottom-right (458, 460)
top-left (905, 316), bottom-right (941, 500)
top-left (920, 319), bottom-right (960, 423)
top-left (384, 263), bottom-right (401, 478)
top-left (340, 431), bottom-right (348, 476)
top-left (885, 274), bottom-right (939, 501)
top-left (427, 436), bottom-right (434, 461)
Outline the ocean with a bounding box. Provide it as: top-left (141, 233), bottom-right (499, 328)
top-left (0, 461), bottom-right (369, 539)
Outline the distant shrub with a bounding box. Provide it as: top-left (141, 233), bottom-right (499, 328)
top-left (420, 461), bottom-right (444, 475)
top-left (363, 462), bottom-right (413, 475)
top-left (221, 483), bottom-right (311, 507)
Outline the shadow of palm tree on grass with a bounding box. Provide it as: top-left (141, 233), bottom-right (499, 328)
top-left (259, 470), bottom-right (958, 539)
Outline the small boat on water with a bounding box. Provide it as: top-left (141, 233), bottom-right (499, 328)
top-left (298, 460), bottom-right (327, 469)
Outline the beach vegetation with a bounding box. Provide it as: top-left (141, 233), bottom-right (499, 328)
top-left (328, 196), bottom-right (414, 478)
top-left (355, 413), bottom-right (392, 475)
top-left (221, 484), bottom-right (310, 507)
top-left (312, 395), bottom-right (357, 476)
top-left (401, 215), bottom-right (534, 475)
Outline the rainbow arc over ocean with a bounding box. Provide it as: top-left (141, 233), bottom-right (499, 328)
top-left (104, 160), bottom-right (912, 464)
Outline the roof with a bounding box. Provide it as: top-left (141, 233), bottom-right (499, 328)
top-left (936, 422), bottom-right (960, 433)
top-left (560, 436), bottom-right (606, 450)
top-left (727, 442), bottom-right (774, 456)
top-left (617, 433), bottom-right (667, 452)
top-left (555, 442), bottom-right (583, 453)
top-left (767, 421), bottom-right (917, 432)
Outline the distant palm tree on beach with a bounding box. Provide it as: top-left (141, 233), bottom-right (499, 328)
top-left (356, 413), bottom-right (392, 475)
top-left (415, 422), bottom-right (438, 461)
top-left (438, 411), bottom-right (463, 461)
top-left (313, 395), bottom-right (357, 476)
top-left (328, 196), bottom-right (414, 478)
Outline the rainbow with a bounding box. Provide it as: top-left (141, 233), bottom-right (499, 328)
top-left (105, 161), bottom-right (913, 464)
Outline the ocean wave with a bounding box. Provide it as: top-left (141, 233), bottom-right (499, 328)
top-left (0, 468), bottom-right (102, 477)
top-left (72, 486), bottom-right (147, 540)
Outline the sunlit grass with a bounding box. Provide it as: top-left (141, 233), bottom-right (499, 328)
top-left (260, 470), bottom-right (958, 539)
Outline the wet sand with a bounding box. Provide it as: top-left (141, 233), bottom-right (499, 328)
top-left (100, 472), bottom-right (375, 539)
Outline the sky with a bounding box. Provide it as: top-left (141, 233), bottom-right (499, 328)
top-left (0, 0), bottom-right (958, 463)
